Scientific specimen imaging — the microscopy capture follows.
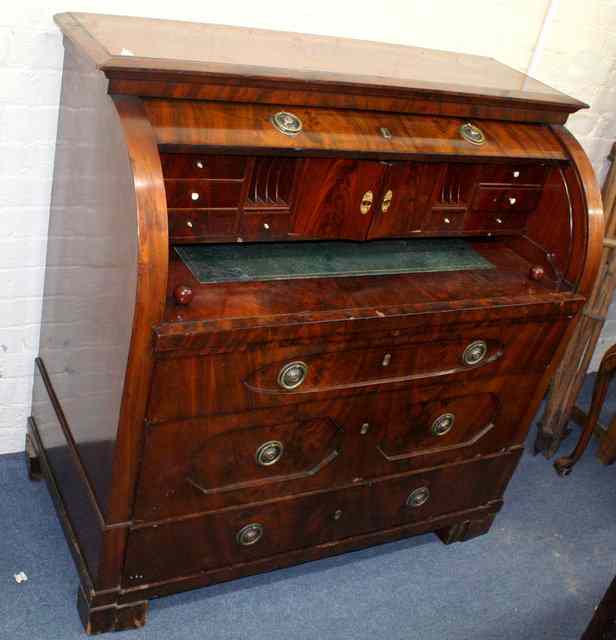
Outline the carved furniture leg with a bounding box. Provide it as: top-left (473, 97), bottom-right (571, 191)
top-left (554, 343), bottom-right (616, 476)
top-left (25, 432), bottom-right (42, 481)
top-left (77, 587), bottom-right (148, 635)
top-left (436, 513), bottom-right (496, 544)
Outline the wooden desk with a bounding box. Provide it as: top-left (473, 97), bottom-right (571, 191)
top-left (27, 12), bottom-right (603, 633)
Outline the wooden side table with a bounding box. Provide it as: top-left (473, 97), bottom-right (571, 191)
top-left (555, 343), bottom-right (616, 475)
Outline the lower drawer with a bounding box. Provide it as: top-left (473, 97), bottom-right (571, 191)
top-left (124, 449), bottom-right (521, 587)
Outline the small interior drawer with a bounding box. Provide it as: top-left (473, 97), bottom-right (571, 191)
top-left (424, 208), bottom-right (466, 231)
top-left (240, 212), bottom-right (291, 239)
top-left (479, 164), bottom-right (547, 186)
top-left (165, 179), bottom-right (243, 208)
top-left (161, 153), bottom-right (247, 180)
top-left (472, 186), bottom-right (542, 214)
top-left (168, 210), bottom-right (238, 241)
top-left (464, 211), bottom-right (528, 233)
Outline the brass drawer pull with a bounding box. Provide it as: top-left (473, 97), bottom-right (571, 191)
top-left (236, 523), bottom-right (264, 546)
top-left (460, 122), bottom-right (486, 145)
top-left (431, 413), bottom-right (455, 437)
top-left (277, 361), bottom-right (308, 390)
top-left (360, 191), bottom-right (374, 215)
top-left (406, 486), bottom-right (430, 508)
top-left (271, 111), bottom-right (303, 136)
top-left (381, 189), bottom-right (393, 213)
top-left (462, 340), bottom-right (488, 366)
top-left (255, 440), bottom-right (284, 466)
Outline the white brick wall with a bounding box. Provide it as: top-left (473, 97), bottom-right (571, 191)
top-left (2, 0), bottom-right (616, 454)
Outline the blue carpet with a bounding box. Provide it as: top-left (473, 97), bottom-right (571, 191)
top-left (1, 376), bottom-right (615, 640)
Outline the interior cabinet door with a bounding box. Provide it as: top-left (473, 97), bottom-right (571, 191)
top-left (367, 162), bottom-right (444, 238)
top-left (367, 162), bottom-right (419, 238)
top-left (291, 159), bottom-right (386, 240)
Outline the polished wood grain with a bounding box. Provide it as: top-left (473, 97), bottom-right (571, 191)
top-left (54, 13), bottom-right (585, 124)
top-left (146, 100), bottom-right (568, 160)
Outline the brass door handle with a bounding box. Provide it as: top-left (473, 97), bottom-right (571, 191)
top-left (360, 191), bottom-right (374, 215)
top-left (381, 189), bottom-right (393, 213)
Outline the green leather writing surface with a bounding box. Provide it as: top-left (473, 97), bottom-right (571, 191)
top-left (175, 239), bottom-right (494, 284)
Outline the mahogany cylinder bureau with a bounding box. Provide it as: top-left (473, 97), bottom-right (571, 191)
top-left (27, 12), bottom-right (604, 634)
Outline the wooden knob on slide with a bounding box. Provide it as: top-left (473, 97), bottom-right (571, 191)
top-left (173, 284), bottom-right (194, 305)
top-left (529, 266), bottom-right (545, 282)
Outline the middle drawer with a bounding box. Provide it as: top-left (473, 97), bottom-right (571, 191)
top-left (136, 372), bottom-right (539, 520)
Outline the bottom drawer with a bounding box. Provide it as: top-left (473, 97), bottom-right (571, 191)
top-left (124, 449), bottom-right (521, 587)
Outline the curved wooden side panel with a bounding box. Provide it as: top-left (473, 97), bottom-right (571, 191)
top-left (31, 38), bottom-right (142, 583)
top-left (106, 96), bottom-right (168, 525)
top-left (551, 125), bottom-right (604, 296)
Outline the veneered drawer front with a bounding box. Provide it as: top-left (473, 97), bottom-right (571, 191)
top-left (168, 210), bottom-right (239, 241)
top-left (240, 211), bottom-right (291, 239)
top-left (464, 211), bottom-right (528, 233)
top-left (148, 318), bottom-right (568, 422)
top-left (161, 153), bottom-right (247, 179)
top-left (472, 186), bottom-right (542, 214)
top-left (125, 450), bottom-right (520, 587)
top-left (165, 179), bottom-right (243, 208)
top-left (479, 163), bottom-right (548, 186)
top-left (137, 373), bottom-right (541, 521)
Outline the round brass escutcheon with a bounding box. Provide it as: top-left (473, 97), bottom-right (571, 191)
top-left (460, 122), bottom-right (486, 145)
top-left (278, 361), bottom-right (308, 390)
top-left (271, 111), bottom-right (303, 136)
top-left (236, 523), bottom-right (264, 546)
top-left (406, 486), bottom-right (430, 508)
top-left (462, 340), bottom-right (488, 366)
top-left (431, 412), bottom-right (455, 437)
top-left (255, 440), bottom-right (284, 466)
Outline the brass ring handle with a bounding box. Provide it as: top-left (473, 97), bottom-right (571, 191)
top-left (462, 340), bottom-right (488, 366)
top-left (255, 440), bottom-right (284, 466)
top-left (271, 111), bottom-right (303, 136)
top-left (236, 523), bottom-right (264, 546)
top-left (431, 413), bottom-right (455, 437)
top-left (277, 361), bottom-right (308, 390)
top-left (460, 122), bottom-right (486, 145)
top-left (406, 486), bottom-right (430, 508)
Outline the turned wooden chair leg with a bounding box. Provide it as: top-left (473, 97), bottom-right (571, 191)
top-left (554, 343), bottom-right (616, 476)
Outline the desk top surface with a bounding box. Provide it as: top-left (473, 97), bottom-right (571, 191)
top-left (55, 12), bottom-right (584, 114)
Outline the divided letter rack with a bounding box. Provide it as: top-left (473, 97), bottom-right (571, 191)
top-left (27, 12), bottom-right (603, 634)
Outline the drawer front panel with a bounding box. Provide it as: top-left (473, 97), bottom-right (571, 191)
top-left (161, 153), bottom-right (248, 179)
top-left (240, 212), bottom-right (291, 238)
top-left (165, 179), bottom-right (243, 208)
top-left (464, 211), bottom-right (528, 233)
top-left (136, 373), bottom-right (540, 520)
top-left (479, 163), bottom-right (548, 186)
top-left (148, 318), bottom-right (568, 422)
top-left (168, 210), bottom-right (239, 241)
top-left (472, 186), bottom-right (542, 214)
top-left (125, 450), bottom-right (520, 587)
